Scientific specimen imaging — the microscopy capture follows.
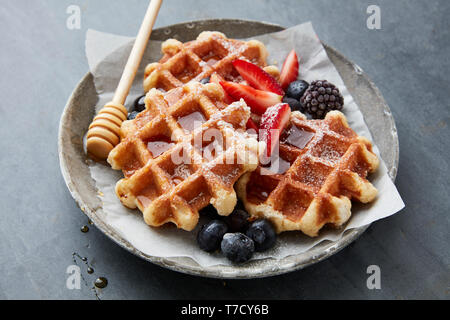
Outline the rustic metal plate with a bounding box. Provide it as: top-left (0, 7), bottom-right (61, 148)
top-left (58, 19), bottom-right (399, 279)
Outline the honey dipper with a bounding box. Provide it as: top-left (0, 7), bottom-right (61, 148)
top-left (86, 0), bottom-right (163, 160)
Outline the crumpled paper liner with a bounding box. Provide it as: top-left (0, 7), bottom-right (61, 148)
top-left (85, 22), bottom-right (404, 267)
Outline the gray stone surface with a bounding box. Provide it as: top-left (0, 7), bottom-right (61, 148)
top-left (0, 0), bottom-right (448, 299)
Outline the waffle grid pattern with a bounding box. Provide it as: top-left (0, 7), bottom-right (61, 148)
top-left (236, 111), bottom-right (379, 237)
top-left (143, 31), bottom-right (271, 92)
top-left (108, 82), bottom-right (259, 231)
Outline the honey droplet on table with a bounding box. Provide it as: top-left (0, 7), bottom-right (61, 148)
top-left (94, 277), bottom-right (108, 289)
top-left (81, 225), bottom-right (89, 233)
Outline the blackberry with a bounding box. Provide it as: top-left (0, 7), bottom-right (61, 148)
top-left (300, 80), bottom-right (344, 119)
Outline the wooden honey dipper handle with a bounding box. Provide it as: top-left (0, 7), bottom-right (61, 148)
top-left (87, 0), bottom-right (163, 160)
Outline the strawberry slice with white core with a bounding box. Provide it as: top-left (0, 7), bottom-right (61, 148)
top-left (232, 59), bottom-right (284, 95)
top-left (260, 103), bottom-right (291, 157)
top-left (220, 81), bottom-right (282, 115)
top-left (279, 50), bottom-right (299, 90)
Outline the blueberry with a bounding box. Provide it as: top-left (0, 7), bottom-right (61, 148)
top-left (199, 204), bottom-right (218, 219)
top-left (134, 94), bottom-right (146, 112)
top-left (221, 233), bottom-right (255, 263)
top-left (127, 111), bottom-right (140, 120)
top-left (283, 96), bottom-right (303, 112)
top-left (286, 80), bottom-right (309, 100)
top-left (199, 77), bottom-right (210, 84)
top-left (246, 219), bottom-right (276, 252)
top-left (224, 209), bottom-right (250, 232)
top-left (197, 220), bottom-right (228, 252)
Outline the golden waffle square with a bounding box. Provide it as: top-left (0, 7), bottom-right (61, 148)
top-left (108, 82), bottom-right (260, 231)
top-left (236, 111), bottom-right (380, 237)
top-left (143, 31), bottom-right (279, 93)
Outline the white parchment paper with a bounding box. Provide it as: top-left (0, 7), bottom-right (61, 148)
top-left (85, 22), bottom-right (405, 267)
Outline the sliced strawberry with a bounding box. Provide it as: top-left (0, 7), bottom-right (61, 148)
top-left (260, 103), bottom-right (291, 157)
top-left (220, 81), bottom-right (282, 115)
top-left (279, 50), bottom-right (299, 90)
top-left (232, 59), bottom-right (284, 95)
top-left (246, 118), bottom-right (259, 131)
top-left (210, 73), bottom-right (235, 104)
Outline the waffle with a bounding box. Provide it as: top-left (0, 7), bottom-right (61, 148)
top-left (143, 31), bottom-right (279, 93)
top-left (236, 111), bottom-right (379, 237)
top-left (107, 82), bottom-right (260, 231)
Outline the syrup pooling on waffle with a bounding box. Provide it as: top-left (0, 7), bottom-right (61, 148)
top-left (236, 111), bottom-right (380, 237)
top-left (143, 31), bottom-right (278, 93)
top-left (108, 82), bottom-right (260, 231)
